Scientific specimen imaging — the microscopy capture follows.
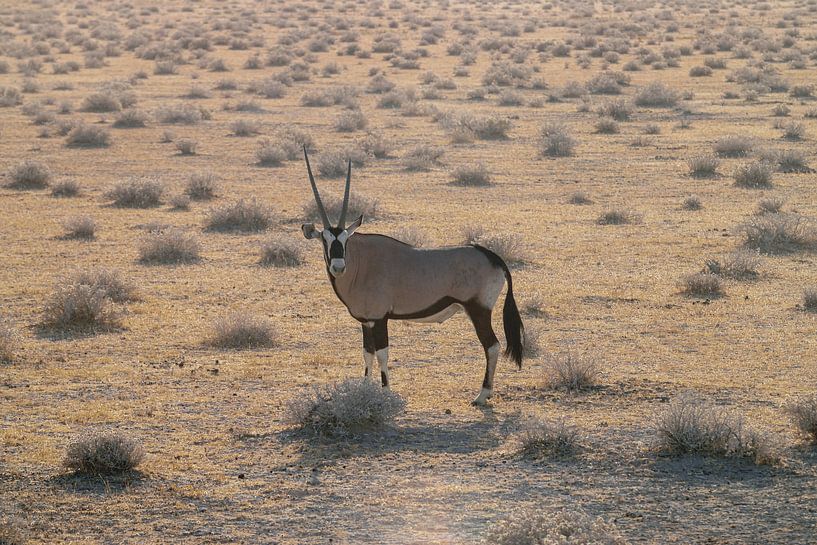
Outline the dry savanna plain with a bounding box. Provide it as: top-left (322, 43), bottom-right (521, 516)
top-left (2, 0), bottom-right (817, 543)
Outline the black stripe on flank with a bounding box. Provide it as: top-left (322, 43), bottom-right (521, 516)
top-left (385, 297), bottom-right (461, 320)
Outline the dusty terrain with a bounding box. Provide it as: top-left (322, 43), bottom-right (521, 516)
top-left (1, 0), bottom-right (817, 543)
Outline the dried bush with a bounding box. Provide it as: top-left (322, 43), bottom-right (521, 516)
top-left (65, 123), bottom-right (111, 147)
top-left (362, 131), bottom-right (394, 158)
top-left (451, 163), bottom-right (491, 186)
top-left (781, 122), bottom-right (805, 141)
top-left (155, 103), bottom-right (207, 124)
top-left (594, 117), bottom-right (619, 134)
top-left (62, 216), bottom-right (96, 240)
top-left (260, 238), bottom-right (304, 267)
top-left (542, 352), bottom-right (598, 391)
top-left (64, 432), bottom-right (144, 475)
top-left (682, 195), bottom-right (702, 210)
top-left (655, 394), bottom-right (779, 465)
top-left (186, 173), bottom-right (217, 200)
top-left (774, 150), bottom-right (811, 173)
top-left (139, 229), bottom-right (200, 264)
top-left (69, 269), bottom-right (137, 303)
top-left (634, 82), bottom-right (680, 107)
top-left (705, 250), bottom-right (761, 280)
top-left (463, 228), bottom-right (525, 265)
top-left (317, 148), bottom-right (366, 177)
top-left (485, 507), bottom-right (627, 545)
top-left (205, 199), bottom-right (274, 232)
top-left (689, 65), bottom-right (713, 77)
top-left (786, 394), bottom-right (817, 443)
top-left (285, 378), bottom-right (406, 437)
top-left (539, 123), bottom-right (577, 157)
top-left (7, 160), bottom-right (51, 189)
top-left (516, 417), bottom-right (579, 459)
top-left (598, 99), bottom-right (632, 121)
top-left (49, 179), bottom-right (80, 198)
top-left (714, 136), bottom-right (753, 157)
top-left (681, 272), bottom-right (723, 297)
top-left (303, 192), bottom-right (380, 224)
top-left (402, 144), bottom-right (445, 171)
top-left (113, 108), bottom-right (148, 128)
top-left (255, 140), bottom-right (288, 166)
top-left (209, 312), bottom-right (277, 349)
top-left (0, 87), bottom-right (22, 107)
top-left (568, 191), bottom-right (592, 205)
top-left (175, 138), bottom-right (198, 155)
top-left (734, 161), bottom-right (773, 188)
top-left (740, 213), bottom-right (817, 253)
top-left (755, 196), bottom-right (785, 215)
top-left (597, 209), bottom-right (641, 225)
top-left (106, 177), bottom-right (163, 207)
top-left (42, 282), bottom-right (120, 331)
top-left (334, 110), bottom-right (368, 132)
top-left (80, 91), bottom-right (122, 112)
top-left (0, 320), bottom-right (17, 363)
top-left (230, 119), bottom-right (260, 137)
top-left (687, 155), bottom-right (720, 178)
top-left (802, 289), bottom-right (817, 313)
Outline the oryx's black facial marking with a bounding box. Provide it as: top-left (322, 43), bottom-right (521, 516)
top-left (318, 227), bottom-right (350, 278)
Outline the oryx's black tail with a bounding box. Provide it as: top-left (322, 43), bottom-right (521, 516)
top-left (472, 245), bottom-right (525, 369)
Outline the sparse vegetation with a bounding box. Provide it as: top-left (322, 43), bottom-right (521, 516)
top-left (597, 209), bottom-right (641, 225)
top-left (785, 395), bottom-right (817, 443)
top-left (451, 163), bottom-right (491, 186)
top-left (683, 195), bottom-right (702, 210)
top-left (139, 229), bottom-right (200, 264)
top-left (402, 144), bottom-right (445, 171)
top-left (61, 216), bottom-right (97, 240)
top-left (516, 416), bottom-right (579, 459)
top-left (485, 507), bottom-right (627, 545)
top-left (64, 432), bottom-right (144, 475)
top-left (681, 272), bottom-right (723, 297)
top-left (286, 378), bottom-right (406, 437)
top-left (634, 82), bottom-right (680, 107)
top-left (705, 250), bottom-right (761, 280)
top-left (542, 352), bottom-right (599, 391)
top-left (106, 178), bottom-right (163, 208)
top-left (205, 199), bottom-right (274, 232)
top-left (714, 136), bottom-right (753, 157)
top-left (208, 312), bottom-right (277, 349)
top-left (186, 173), bottom-right (218, 200)
top-left (734, 161), bottom-right (773, 188)
top-left (740, 213), bottom-right (817, 253)
top-left (303, 192), bottom-right (380, 224)
top-left (539, 122), bottom-right (577, 157)
top-left (688, 155), bottom-right (720, 178)
top-left (260, 238), bottom-right (304, 267)
top-left (65, 124), bottom-right (111, 148)
top-left (7, 160), bottom-right (51, 189)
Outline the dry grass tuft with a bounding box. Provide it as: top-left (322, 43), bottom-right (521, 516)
top-left (597, 209), bottom-right (641, 225)
top-left (402, 144), bottom-right (445, 171)
top-left (681, 272), bottom-right (723, 297)
top-left (539, 122), bottom-right (576, 157)
top-left (734, 161), bottom-right (773, 188)
top-left (739, 213), bottom-right (817, 253)
top-left (175, 138), bottom-right (198, 155)
top-left (516, 416), bottom-right (579, 459)
top-left (65, 124), bottom-right (111, 148)
top-left (205, 199), bottom-right (274, 232)
top-left (634, 82), bottom-right (680, 107)
top-left (785, 394), bottom-right (817, 443)
top-left (0, 320), bottom-right (18, 364)
top-left (682, 195), bottom-right (703, 210)
top-left (42, 283), bottom-right (120, 331)
top-left (64, 432), bottom-right (144, 475)
top-left (714, 136), bottom-right (753, 157)
top-left (462, 226), bottom-right (525, 265)
top-left (51, 180), bottom-right (81, 198)
top-left (260, 238), bottom-right (304, 267)
top-left (61, 216), bottom-right (97, 240)
top-left (208, 312), bottom-right (277, 349)
top-left (139, 229), bottom-right (200, 264)
top-left (7, 160), bottom-right (51, 189)
top-left (485, 507), bottom-right (627, 545)
top-left (451, 163), bottom-right (491, 186)
top-left (755, 196), bottom-right (785, 215)
top-left (106, 178), bottom-right (163, 208)
top-left (0, 521), bottom-right (26, 545)
top-left (186, 173), bottom-right (218, 200)
top-left (802, 288), bottom-right (817, 313)
top-left (543, 352), bottom-right (599, 391)
top-left (705, 250), bottom-right (761, 280)
top-left (655, 393), bottom-right (780, 465)
top-left (687, 155), bottom-right (720, 178)
top-left (286, 378), bottom-right (406, 437)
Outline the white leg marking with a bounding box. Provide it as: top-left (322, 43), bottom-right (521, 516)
top-left (363, 350), bottom-right (374, 379)
top-left (376, 347), bottom-right (389, 388)
top-left (473, 343), bottom-right (500, 405)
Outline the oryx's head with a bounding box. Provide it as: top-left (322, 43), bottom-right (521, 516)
top-left (301, 146), bottom-right (363, 278)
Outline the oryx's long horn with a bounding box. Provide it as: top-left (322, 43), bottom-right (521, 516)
top-left (303, 145), bottom-right (330, 228)
top-left (338, 158), bottom-right (352, 229)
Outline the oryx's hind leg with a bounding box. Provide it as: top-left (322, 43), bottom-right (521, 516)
top-left (372, 319), bottom-right (390, 387)
top-left (362, 324), bottom-right (375, 379)
top-left (465, 303), bottom-right (500, 406)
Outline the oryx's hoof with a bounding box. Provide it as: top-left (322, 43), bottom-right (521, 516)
top-left (472, 388), bottom-right (493, 406)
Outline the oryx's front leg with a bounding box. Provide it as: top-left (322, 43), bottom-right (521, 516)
top-left (362, 323), bottom-right (376, 379)
top-left (466, 304), bottom-right (500, 406)
top-left (372, 319), bottom-right (390, 388)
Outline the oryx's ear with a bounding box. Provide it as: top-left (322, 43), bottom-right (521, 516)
top-left (301, 223), bottom-right (321, 240)
top-left (346, 214), bottom-right (364, 235)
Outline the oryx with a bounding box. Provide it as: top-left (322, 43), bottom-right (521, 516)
top-left (300, 147), bottom-right (524, 405)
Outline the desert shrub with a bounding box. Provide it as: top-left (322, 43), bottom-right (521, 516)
top-left (689, 65), bottom-right (713, 77)
top-left (682, 195), bottom-right (702, 210)
top-left (634, 82), bottom-right (680, 107)
top-left (334, 110), bottom-right (368, 132)
top-left (255, 140), bottom-right (288, 166)
top-left (64, 432), bottom-right (144, 475)
top-left (402, 144), bottom-right (445, 171)
top-left (542, 352), bottom-right (598, 391)
top-left (186, 172), bottom-right (217, 200)
top-left (175, 138), bottom-right (198, 155)
top-left (316, 148), bottom-right (364, 177)
top-left (391, 226), bottom-right (429, 248)
top-left (539, 123), bottom-right (577, 157)
top-left (62, 216), bottom-right (96, 240)
top-left (69, 269), bottom-right (136, 303)
top-left (303, 192), bottom-right (380, 224)
top-left (0, 87), bottom-right (22, 107)
top-left (786, 394), bottom-right (817, 443)
top-left (568, 191), bottom-right (592, 205)
top-left (7, 160), bottom-right (51, 189)
top-left (643, 123), bottom-right (661, 135)
top-left (586, 71), bottom-right (626, 95)
top-left (285, 378), bottom-right (406, 437)
top-left (463, 229), bottom-right (525, 265)
top-left (451, 163), bottom-right (491, 186)
top-left (80, 91), bottom-right (122, 112)
top-left (598, 98), bottom-right (632, 121)
top-left (781, 122), bottom-right (805, 141)
top-left (497, 90), bottom-right (524, 106)
top-left (155, 103), bottom-right (207, 124)
top-left (772, 104), bottom-right (790, 117)
top-left (154, 60), bottom-right (177, 75)
top-left (42, 282), bottom-right (120, 331)
top-left (755, 196), bottom-right (785, 215)
top-left (0, 320), bottom-right (17, 363)
top-left (169, 194), bottom-right (190, 210)
top-left (740, 213), bottom-right (817, 253)
top-left (362, 131), bottom-right (393, 158)
top-left (594, 117), bottom-right (619, 134)
top-left (65, 124), bottom-right (111, 148)
top-left (597, 208), bottom-right (641, 225)
top-left (655, 393), bottom-right (779, 465)
top-left (687, 155), bottom-right (720, 177)
top-left (705, 250), bottom-right (761, 280)
top-left (205, 199), bottom-right (274, 232)
top-left (734, 161), bottom-right (773, 188)
top-left (260, 238), bottom-right (304, 267)
top-left (230, 119), bottom-right (260, 136)
top-left (802, 289), bottom-right (817, 313)
top-left (208, 312), bottom-right (276, 349)
top-left (714, 136), bottom-right (752, 157)
top-left (485, 507), bottom-right (627, 545)
top-left (113, 108), bottom-right (148, 128)
top-left (516, 416), bottom-right (579, 459)
top-left (681, 272), bottom-right (722, 297)
top-left (139, 229), bottom-right (200, 264)
top-left (790, 84), bottom-right (814, 98)
top-left (185, 84), bottom-right (211, 99)
top-left (105, 177), bottom-right (163, 207)
top-left (775, 150), bottom-right (811, 173)
top-left (459, 114), bottom-right (511, 139)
